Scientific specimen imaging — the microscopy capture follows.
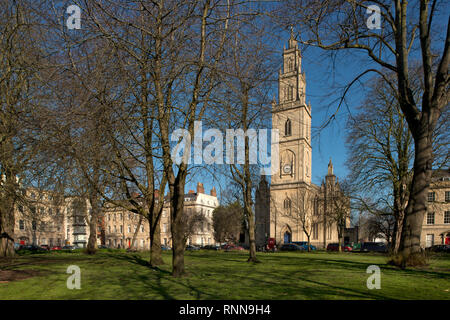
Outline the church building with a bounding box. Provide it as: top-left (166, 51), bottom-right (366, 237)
top-left (255, 32), bottom-right (350, 249)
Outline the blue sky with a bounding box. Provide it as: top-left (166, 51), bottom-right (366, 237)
top-left (302, 45), bottom-right (372, 185)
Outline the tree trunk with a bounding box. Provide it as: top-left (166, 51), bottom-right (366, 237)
top-left (396, 130), bottom-right (432, 267)
top-left (392, 213), bottom-right (404, 255)
top-left (0, 192), bottom-right (16, 258)
top-left (241, 85), bottom-right (259, 264)
top-left (391, 219), bottom-right (398, 254)
top-left (171, 223), bottom-right (186, 277)
top-left (338, 229), bottom-right (342, 253)
top-left (171, 183), bottom-right (187, 277)
top-left (0, 220), bottom-right (15, 258)
top-left (86, 218), bottom-right (98, 254)
top-left (246, 205), bottom-right (259, 263)
top-left (307, 235), bottom-right (311, 252)
top-left (391, 180), bottom-right (407, 255)
top-left (130, 215), bottom-right (143, 250)
top-left (149, 214), bottom-right (164, 267)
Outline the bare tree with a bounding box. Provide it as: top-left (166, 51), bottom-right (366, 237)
top-left (347, 70), bottom-right (448, 254)
top-left (211, 13), bottom-right (276, 263)
top-left (0, 1), bottom-right (49, 257)
top-left (367, 211), bottom-right (396, 244)
top-left (292, 189), bottom-right (319, 252)
top-left (40, 27), bottom-right (120, 255)
top-left (347, 74), bottom-right (414, 254)
top-left (70, 1), bottom-right (172, 265)
top-left (182, 208), bottom-right (209, 246)
top-left (79, 0), bottom-right (232, 275)
top-left (327, 184), bottom-right (351, 252)
top-left (154, 0), bottom-right (231, 276)
top-left (212, 202), bottom-right (244, 244)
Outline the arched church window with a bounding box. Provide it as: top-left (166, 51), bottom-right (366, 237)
top-left (288, 58), bottom-right (294, 71)
top-left (285, 118), bottom-right (292, 136)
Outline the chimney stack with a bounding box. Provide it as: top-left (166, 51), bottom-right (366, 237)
top-left (210, 187), bottom-right (217, 197)
top-left (197, 182), bottom-right (204, 194)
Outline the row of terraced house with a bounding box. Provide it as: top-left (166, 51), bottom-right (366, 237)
top-left (13, 182), bottom-right (219, 250)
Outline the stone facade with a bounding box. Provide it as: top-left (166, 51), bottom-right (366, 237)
top-left (255, 33), bottom-right (349, 249)
top-left (103, 206), bottom-right (149, 249)
top-left (421, 169), bottom-right (450, 247)
top-left (103, 182), bottom-right (219, 249)
top-left (14, 188), bottom-right (92, 248)
top-left (161, 183), bottom-right (219, 247)
top-left (14, 188), bottom-right (66, 247)
top-left (13, 182), bottom-right (219, 250)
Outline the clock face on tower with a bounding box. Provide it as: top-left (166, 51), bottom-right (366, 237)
top-left (280, 149), bottom-right (295, 178)
top-left (283, 164), bottom-right (292, 174)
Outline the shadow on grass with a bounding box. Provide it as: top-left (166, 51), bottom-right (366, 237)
top-left (296, 256), bottom-right (450, 280)
top-left (254, 269), bottom-right (392, 300)
top-left (106, 252), bottom-right (221, 300)
top-left (0, 252), bottom-right (92, 271)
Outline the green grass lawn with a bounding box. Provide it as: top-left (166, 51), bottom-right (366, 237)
top-left (0, 249), bottom-right (449, 300)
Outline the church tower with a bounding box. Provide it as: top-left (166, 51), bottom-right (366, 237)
top-left (272, 29), bottom-right (312, 187)
top-left (267, 30), bottom-right (313, 245)
top-left (254, 32), bottom-right (349, 248)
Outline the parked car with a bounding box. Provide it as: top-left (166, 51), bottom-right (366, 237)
top-left (359, 242), bottom-right (388, 253)
top-left (161, 245), bottom-right (171, 251)
top-left (19, 245), bottom-right (47, 252)
top-left (62, 245), bottom-right (76, 251)
top-left (292, 241), bottom-right (316, 251)
top-left (426, 244), bottom-right (450, 253)
top-left (40, 244), bottom-right (50, 251)
top-left (326, 243), bottom-right (352, 252)
top-left (51, 246), bottom-right (62, 251)
top-left (280, 243), bottom-right (304, 251)
top-left (186, 245), bottom-right (200, 251)
top-left (202, 245), bottom-right (220, 250)
top-left (223, 244), bottom-right (244, 251)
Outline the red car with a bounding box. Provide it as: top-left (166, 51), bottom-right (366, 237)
top-left (223, 244), bottom-right (244, 251)
top-left (51, 246), bottom-right (62, 251)
top-left (326, 243), bottom-right (352, 252)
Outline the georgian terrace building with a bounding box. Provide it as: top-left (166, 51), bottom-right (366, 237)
top-left (100, 182), bottom-right (219, 249)
top-left (15, 182), bottom-right (219, 250)
top-left (14, 188), bottom-right (90, 248)
top-left (422, 169), bottom-right (450, 247)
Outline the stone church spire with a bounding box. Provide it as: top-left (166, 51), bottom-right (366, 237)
top-left (327, 158), bottom-right (334, 176)
top-left (288, 26), bottom-right (297, 49)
